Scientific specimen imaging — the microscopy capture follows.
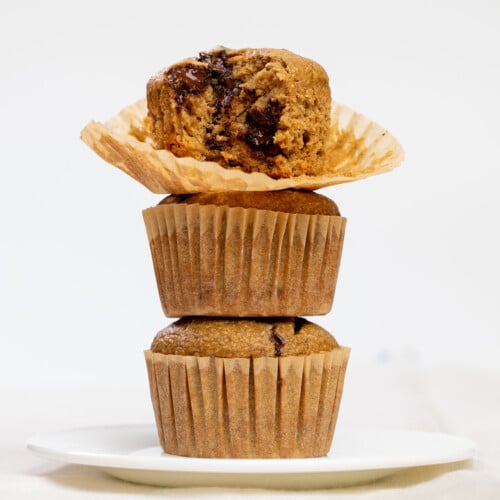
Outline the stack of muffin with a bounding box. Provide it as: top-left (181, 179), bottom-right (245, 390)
top-left (81, 47), bottom-right (404, 459)
top-left (141, 48), bottom-right (350, 458)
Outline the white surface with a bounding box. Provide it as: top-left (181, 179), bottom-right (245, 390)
top-left (26, 425), bottom-right (476, 489)
top-left (3, 358), bottom-right (500, 498)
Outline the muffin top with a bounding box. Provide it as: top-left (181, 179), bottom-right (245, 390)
top-left (160, 189), bottom-right (340, 216)
top-left (150, 317), bottom-right (338, 358)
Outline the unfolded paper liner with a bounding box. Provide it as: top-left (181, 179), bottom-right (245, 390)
top-left (80, 99), bottom-right (404, 194)
top-left (143, 203), bottom-right (346, 317)
top-left (145, 347), bottom-right (350, 458)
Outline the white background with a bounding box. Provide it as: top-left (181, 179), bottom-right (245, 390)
top-left (1, 0), bottom-right (499, 396)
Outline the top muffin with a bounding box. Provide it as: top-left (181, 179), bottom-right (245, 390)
top-left (146, 47), bottom-right (332, 179)
top-left (81, 47), bottom-right (404, 193)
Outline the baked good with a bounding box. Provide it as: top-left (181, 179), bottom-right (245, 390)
top-left (151, 316), bottom-right (337, 357)
top-left (75, 45), bottom-right (405, 464)
top-left (161, 189), bottom-right (340, 215)
top-left (146, 47), bottom-right (332, 178)
top-left (82, 48), bottom-right (405, 194)
top-left (145, 317), bottom-right (350, 457)
top-left (142, 190), bottom-right (346, 317)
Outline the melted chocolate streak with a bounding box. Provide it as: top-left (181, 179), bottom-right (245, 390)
top-left (270, 326), bottom-right (286, 357)
top-left (197, 51), bottom-right (237, 112)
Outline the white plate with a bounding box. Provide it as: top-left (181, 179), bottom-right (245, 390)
top-left (27, 424), bottom-right (475, 489)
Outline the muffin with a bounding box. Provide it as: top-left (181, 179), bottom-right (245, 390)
top-left (81, 48), bottom-right (405, 194)
top-left (142, 190), bottom-right (346, 317)
top-left (145, 317), bottom-right (350, 458)
top-left (146, 47), bottom-right (332, 178)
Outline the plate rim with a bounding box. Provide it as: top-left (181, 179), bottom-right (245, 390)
top-left (26, 423), bottom-right (476, 475)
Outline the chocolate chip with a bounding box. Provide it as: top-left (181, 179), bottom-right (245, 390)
top-left (219, 90), bottom-right (233, 109)
top-left (293, 317), bottom-right (308, 334)
top-left (166, 65), bottom-right (209, 105)
top-left (212, 57), bottom-right (228, 76)
top-left (270, 326), bottom-right (286, 357)
top-left (205, 134), bottom-right (227, 150)
top-left (245, 100), bottom-right (283, 155)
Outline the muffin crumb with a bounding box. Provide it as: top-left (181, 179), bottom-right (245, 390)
top-left (147, 47), bottom-right (332, 178)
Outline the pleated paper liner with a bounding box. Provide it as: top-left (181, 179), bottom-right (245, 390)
top-left (143, 203), bottom-right (346, 317)
top-left (145, 347), bottom-right (350, 458)
top-left (80, 99), bottom-right (404, 194)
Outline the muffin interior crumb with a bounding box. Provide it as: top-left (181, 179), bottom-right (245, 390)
top-left (146, 47), bottom-right (332, 178)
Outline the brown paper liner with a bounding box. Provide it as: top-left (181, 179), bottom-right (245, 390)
top-left (144, 347), bottom-right (350, 458)
top-left (143, 203), bottom-right (346, 317)
top-left (80, 99), bottom-right (404, 194)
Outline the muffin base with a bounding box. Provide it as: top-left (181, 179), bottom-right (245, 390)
top-left (143, 203), bottom-right (346, 317)
top-left (145, 347), bottom-right (350, 458)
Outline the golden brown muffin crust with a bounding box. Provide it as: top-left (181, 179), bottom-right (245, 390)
top-left (160, 189), bottom-right (340, 216)
top-left (151, 317), bottom-right (338, 358)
